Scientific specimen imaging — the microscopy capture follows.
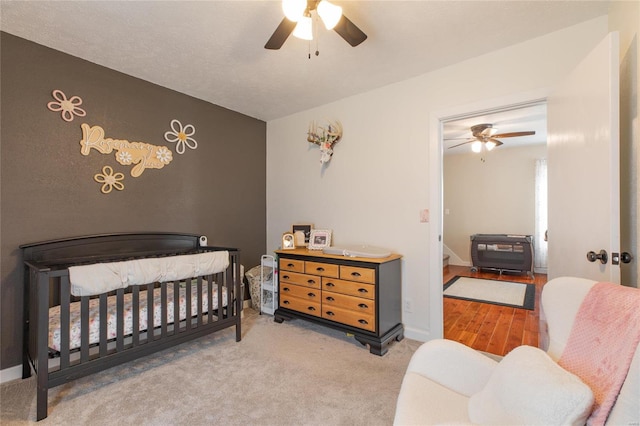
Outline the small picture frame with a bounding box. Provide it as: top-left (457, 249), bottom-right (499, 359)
top-left (292, 224), bottom-right (313, 247)
top-left (282, 232), bottom-right (296, 250)
top-left (308, 229), bottom-right (332, 250)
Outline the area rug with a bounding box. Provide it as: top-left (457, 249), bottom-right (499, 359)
top-left (444, 276), bottom-right (535, 310)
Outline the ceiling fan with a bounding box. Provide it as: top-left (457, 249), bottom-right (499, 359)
top-left (447, 123), bottom-right (535, 152)
top-left (265, 0), bottom-right (367, 50)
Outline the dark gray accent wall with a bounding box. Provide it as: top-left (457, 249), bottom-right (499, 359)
top-left (0, 32), bottom-right (266, 369)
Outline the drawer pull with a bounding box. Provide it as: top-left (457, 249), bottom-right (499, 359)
top-left (351, 272), bottom-right (362, 277)
top-left (283, 287), bottom-right (290, 292)
top-left (283, 275), bottom-right (290, 280)
top-left (307, 292), bottom-right (315, 298)
top-left (325, 282), bottom-right (335, 287)
top-left (326, 296), bottom-right (335, 302)
top-left (358, 303), bottom-right (368, 309)
top-left (287, 263), bottom-right (295, 268)
top-left (326, 311), bottom-right (335, 316)
top-left (357, 288), bottom-right (369, 294)
top-left (308, 306), bottom-right (316, 311)
top-left (358, 319), bottom-right (369, 325)
top-left (283, 300), bottom-right (290, 305)
top-left (307, 279), bottom-right (316, 285)
top-left (316, 267), bottom-right (325, 272)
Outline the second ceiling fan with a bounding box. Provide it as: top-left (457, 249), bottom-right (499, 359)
top-left (448, 123), bottom-right (536, 152)
top-left (265, 0), bottom-right (367, 50)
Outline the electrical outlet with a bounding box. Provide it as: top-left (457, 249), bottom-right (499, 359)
top-left (404, 299), bottom-right (412, 313)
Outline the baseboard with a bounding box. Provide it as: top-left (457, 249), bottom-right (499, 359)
top-left (403, 326), bottom-right (434, 343)
top-left (0, 364), bottom-right (23, 384)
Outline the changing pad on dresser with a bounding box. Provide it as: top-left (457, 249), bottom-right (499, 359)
top-left (323, 245), bottom-right (391, 258)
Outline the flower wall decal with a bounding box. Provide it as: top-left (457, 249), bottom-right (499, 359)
top-left (47, 89), bottom-right (87, 122)
top-left (164, 119), bottom-right (198, 154)
top-left (307, 120), bottom-right (343, 164)
top-left (94, 165), bottom-right (125, 194)
top-left (155, 147), bottom-right (173, 164)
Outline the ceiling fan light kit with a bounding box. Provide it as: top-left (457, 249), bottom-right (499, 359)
top-left (292, 13), bottom-right (313, 40)
top-left (447, 123), bottom-right (536, 153)
top-left (265, 0), bottom-right (367, 51)
top-left (316, 0), bottom-right (342, 30)
top-left (282, 0), bottom-right (307, 21)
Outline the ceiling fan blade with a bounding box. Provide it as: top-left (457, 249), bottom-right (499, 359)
top-left (333, 15), bottom-right (367, 47)
top-left (487, 138), bottom-right (504, 147)
top-left (491, 131), bottom-right (535, 138)
top-left (448, 140), bottom-right (474, 149)
top-left (265, 18), bottom-right (297, 50)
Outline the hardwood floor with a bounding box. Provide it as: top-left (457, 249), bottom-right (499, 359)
top-left (443, 265), bottom-right (547, 356)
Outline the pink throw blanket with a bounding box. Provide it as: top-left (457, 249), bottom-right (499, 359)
top-left (558, 282), bottom-right (640, 426)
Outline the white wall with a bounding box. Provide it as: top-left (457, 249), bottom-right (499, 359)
top-left (266, 16), bottom-right (608, 341)
top-left (444, 144), bottom-right (547, 264)
top-left (609, 1), bottom-right (639, 287)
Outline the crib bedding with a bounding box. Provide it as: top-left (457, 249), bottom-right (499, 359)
top-left (48, 282), bottom-right (228, 352)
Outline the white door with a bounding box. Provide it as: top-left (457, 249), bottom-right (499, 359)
top-left (547, 32), bottom-right (620, 283)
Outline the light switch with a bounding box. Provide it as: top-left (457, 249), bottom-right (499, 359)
top-left (420, 209), bottom-right (429, 223)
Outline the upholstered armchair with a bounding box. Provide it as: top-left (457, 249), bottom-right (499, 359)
top-left (394, 277), bottom-right (640, 425)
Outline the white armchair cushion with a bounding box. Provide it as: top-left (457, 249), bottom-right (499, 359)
top-left (468, 345), bottom-right (594, 426)
top-left (406, 339), bottom-right (498, 397)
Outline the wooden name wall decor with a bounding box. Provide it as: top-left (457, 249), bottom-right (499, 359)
top-left (80, 124), bottom-right (173, 178)
top-left (46, 89), bottom-right (200, 194)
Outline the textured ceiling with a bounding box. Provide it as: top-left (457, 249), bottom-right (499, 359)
top-left (0, 1), bottom-right (609, 121)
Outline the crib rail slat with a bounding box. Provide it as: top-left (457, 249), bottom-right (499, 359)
top-left (207, 276), bottom-right (213, 324)
top-left (132, 287), bottom-right (140, 345)
top-left (161, 282), bottom-right (168, 338)
top-left (116, 289), bottom-right (125, 351)
top-left (99, 294), bottom-right (108, 356)
top-left (59, 276), bottom-right (71, 369)
top-left (146, 283), bottom-right (154, 341)
top-left (173, 281), bottom-right (180, 336)
top-left (185, 279), bottom-right (192, 331)
top-left (196, 277), bottom-right (203, 327)
top-left (80, 297), bottom-right (89, 362)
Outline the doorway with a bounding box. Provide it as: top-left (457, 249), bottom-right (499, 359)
top-left (429, 95), bottom-right (550, 354)
top-left (441, 102), bottom-right (548, 273)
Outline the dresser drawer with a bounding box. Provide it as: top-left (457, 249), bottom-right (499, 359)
top-left (280, 283), bottom-right (321, 302)
top-left (340, 265), bottom-right (375, 284)
top-left (279, 271), bottom-right (321, 289)
top-left (305, 261), bottom-right (339, 278)
top-left (279, 258), bottom-right (305, 273)
top-left (322, 278), bottom-right (375, 300)
top-left (322, 305), bottom-right (375, 332)
top-left (323, 291), bottom-right (375, 316)
top-left (280, 294), bottom-right (321, 317)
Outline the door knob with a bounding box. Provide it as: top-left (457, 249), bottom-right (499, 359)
top-left (621, 252), bottom-right (633, 264)
top-left (587, 249), bottom-right (608, 264)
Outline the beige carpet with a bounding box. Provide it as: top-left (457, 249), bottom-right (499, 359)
top-left (1, 309), bottom-right (421, 425)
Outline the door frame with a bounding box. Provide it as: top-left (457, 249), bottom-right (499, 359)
top-left (428, 88), bottom-right (550, 339)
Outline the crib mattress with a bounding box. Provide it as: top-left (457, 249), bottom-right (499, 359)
top-left (48, 283), bottom-right (228, 352)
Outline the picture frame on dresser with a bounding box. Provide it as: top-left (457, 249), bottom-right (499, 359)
top-left (282, 232), bottom-right (296, 249)
top-left (292, 224), bottom-right (313, 246)
top-left (308, 229), bottom-right (331, 250)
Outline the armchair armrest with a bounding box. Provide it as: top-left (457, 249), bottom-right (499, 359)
top-left (406, 339), bottom-right (498, 397)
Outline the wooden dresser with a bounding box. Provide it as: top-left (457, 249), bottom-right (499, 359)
top-left (274, 248), bottom-right (403, 355)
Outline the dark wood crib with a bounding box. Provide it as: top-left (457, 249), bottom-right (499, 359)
top-left (20, 233), bottom-right (242, 421)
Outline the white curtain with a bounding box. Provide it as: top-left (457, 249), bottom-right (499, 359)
top-left (534, 158), bottom-right (548, 273)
